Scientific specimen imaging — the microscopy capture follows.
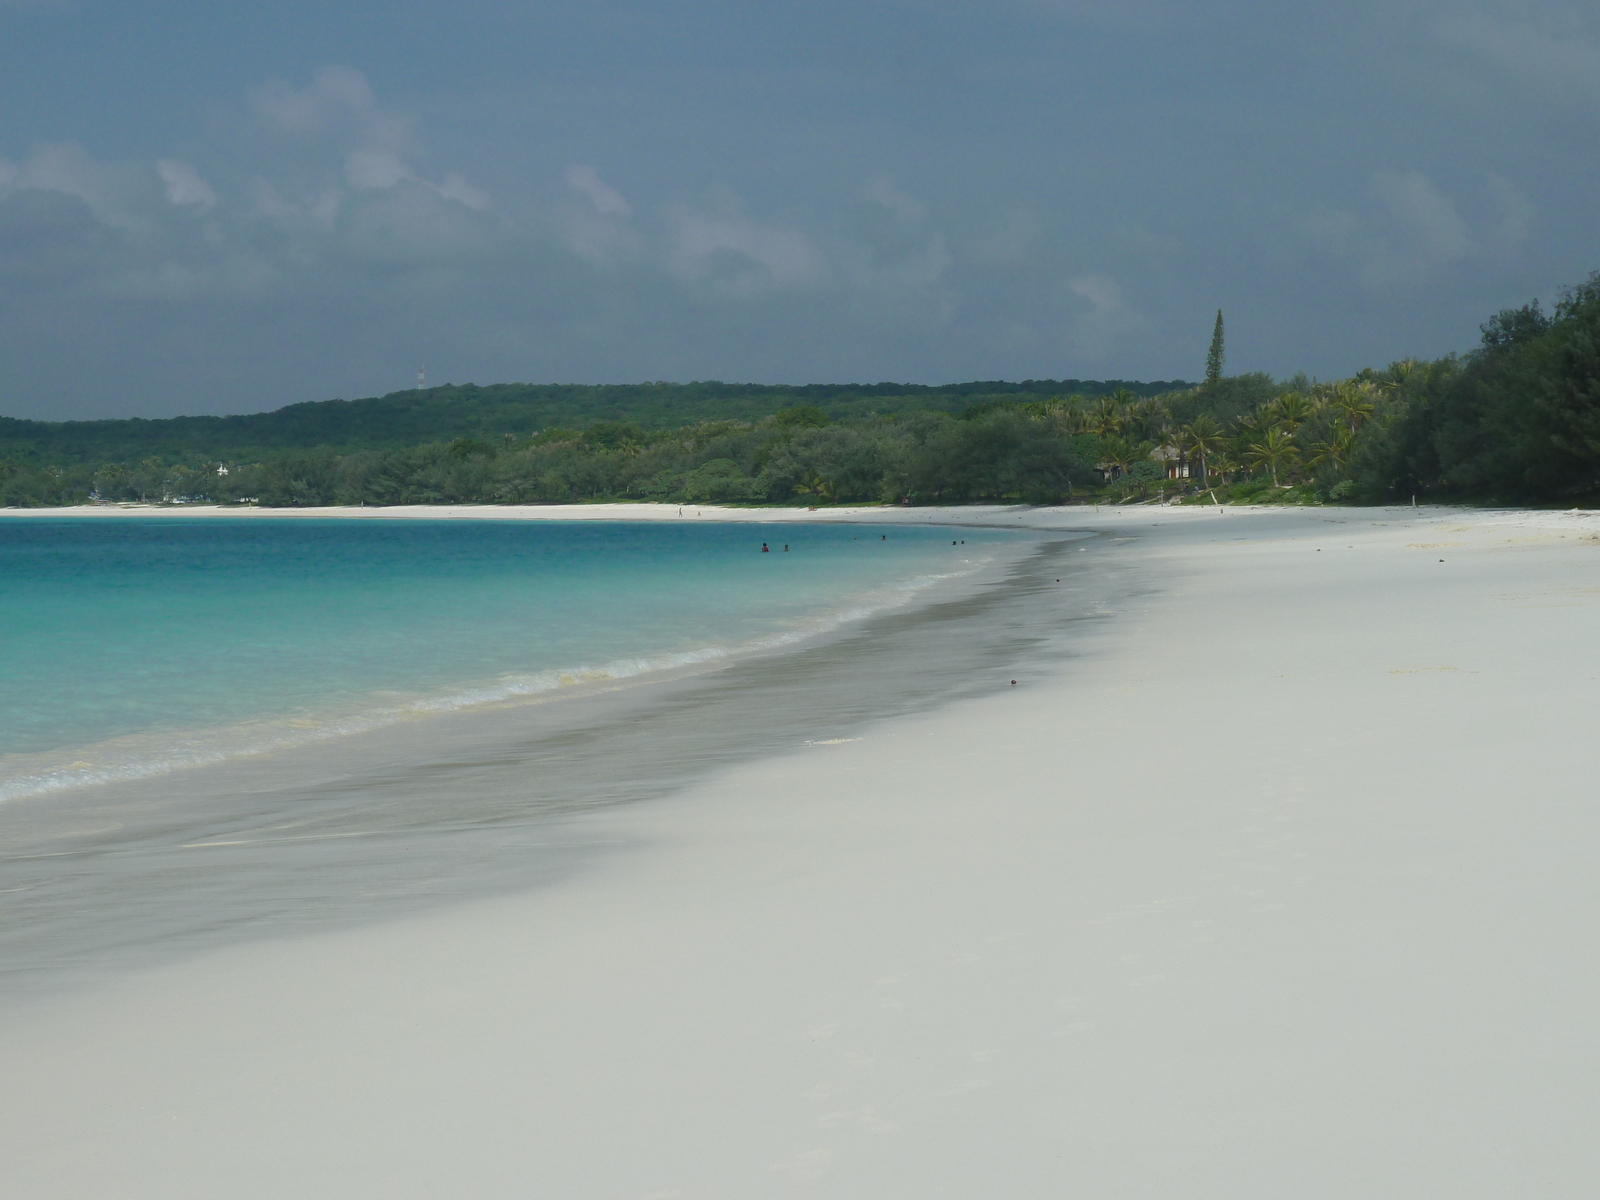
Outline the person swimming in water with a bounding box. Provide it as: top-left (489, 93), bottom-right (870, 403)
top-left (761, 542), bottom-right (770, 552)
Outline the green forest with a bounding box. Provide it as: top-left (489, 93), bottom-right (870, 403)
top-left (2, 273), bottom-right (1597, 509)
top-left (0, 378), bottom-right (1179, 467)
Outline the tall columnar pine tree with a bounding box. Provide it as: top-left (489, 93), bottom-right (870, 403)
top-left (1206, 309), bottom-right (1225, 390)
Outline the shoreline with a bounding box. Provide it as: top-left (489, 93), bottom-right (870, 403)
top-left (0, 525), bottom-right (1088, 991)
top-left (6, 500), bottom-right (1133, 519)
top-left (0, 525), bottom-right (1042, 807)
top-left (7, 496), bottom-right (1595, 540)
top-left (4, 504), bottom-right (1600, 1195)
top-left (0, 498), bottom-right (1397, 523)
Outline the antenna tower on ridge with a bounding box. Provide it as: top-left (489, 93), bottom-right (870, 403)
top-left (417, 365), bottom-right (426, 391)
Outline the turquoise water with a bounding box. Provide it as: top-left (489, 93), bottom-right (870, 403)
top-left (0, 518), bottom-right (1015, 800)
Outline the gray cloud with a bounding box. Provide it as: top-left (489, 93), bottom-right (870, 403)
top-left (156, 160), bottom-right (216, 211)
top-left (666, 192), bottom-right (829, 294)
top-left (565, 166), bottom-right (632, 218)
top-left (1435, 7), bottom-right (1600, 103)
top-left (1361, 169), bottom-right (1473, 288)
top-left (1486, 174), bottom-right (1533, 244)
top-left (1065, 275), bottom-right (1146, 361)
top-left (0, 1), bottom-right (1595, 418)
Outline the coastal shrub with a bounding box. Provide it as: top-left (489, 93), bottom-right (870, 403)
top-left (683, 459), bottom-right (763, 502)
top-left (1351, 274), bottom-right (1600, 501)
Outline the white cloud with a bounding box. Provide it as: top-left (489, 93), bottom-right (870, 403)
top-left (241, 72), bottom-right (490, 213)
top-left (1, 142), bottom-right (111, 210)
top-left (1065, 274), bottom-right (1144, 358)
top-left (1487, 173), bottom-right (1533, 243)
top-left (565, 165), bottom-right (631, 217)
top-left (345, 148), bottom-right (415, 191)
top-left (561, 166), bottom-right (640, 265)
top-left (247, 178), bottom-right (297, 220)
top-left (668, 192), bottom-right (827, 292)
top-left (248, 178), bottom-right (343, 231)
top-left (156, 159), bottom-right (217, 211)
top-left (0, 142), bottom-right (157, 235)
top-left (308, 187), bottom-right (342, 231)
top-left (252, 65), bottom-right (409, 148)
top-left (1352, 170), bottom-right (1470, 289)
top-left (336, 183), bottom-right (496, 266)
top-left (1300, 166), bottom-right (1538, 291)
top-left (438, 173), bottom-right (490, 211)
top-left (1301, 206), bottom-right (1360, 249)
top-left (1370, 169), bottom-right (1469, 263)
top-left (968, 209), bottom-right (1041, 265)
top-left (341, 152), bottom-right (489, 210)
top-left (1301, 171), bottom-right (1474, 291)
top-left (827, 178), bottom-right (955, 324)
top-left (0, 71), bottom-right (502, 317)
top-left (866, 177), bottom-right (925, 224)
top-left (837, 227), bottom-right (953, 324)
top-left (870, 233), bottom-right (950, 292)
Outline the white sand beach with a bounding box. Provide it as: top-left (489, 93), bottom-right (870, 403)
top-left (3, 502), bottom-right (1599, 1198)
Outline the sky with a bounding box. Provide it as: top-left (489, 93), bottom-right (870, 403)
top-left (0, 0), bottom-right (1595, 420)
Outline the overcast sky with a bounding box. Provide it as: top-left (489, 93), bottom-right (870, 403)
top-left (1, 0), bottom-right (1595, 420)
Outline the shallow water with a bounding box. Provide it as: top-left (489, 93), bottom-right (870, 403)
top-left (0, 519), bottom-right (1133, 993)
top-left (0, 518), bottom-right (1010, 802)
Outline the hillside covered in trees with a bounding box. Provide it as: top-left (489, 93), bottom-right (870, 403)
top-left (0, 378), bottom-right (1183, 468)
top-left (2, 272), bottom-right (1597, 509)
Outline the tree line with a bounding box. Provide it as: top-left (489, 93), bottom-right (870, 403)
top-left (3, 272), bottom-right (1596, 508)
top-left (11, 406), bottom-right (1102, 507)
top-left (0, 377), bottom-right (1185, 468)
top-left (0, 379), bottom-right (1406, 508)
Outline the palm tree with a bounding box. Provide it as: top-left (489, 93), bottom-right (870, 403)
top-left (1309, 426), bottom-right (1359, 471)
top-left (794, 472), bottom-right (836, 502)
top-left (1180, 414), bottom-right (1225, 484)
top-left (1049, 399), bottom-right (1088, 435)
top-left (1235, 404), bottom-right (1272, 438)
top-left (1329, 381), bottom-right (1377, 431)
top-left (1098, 435), bottom-right (1139, 481)
top-left (1127, 397), bottom-right (1166, 440)
top-left (1271, 391), bottom-right (1315, 432)
top-left (1247, 427), bottom-right (1300, 487)
top-left (1214, 443), bottom-right (1245, 484)
top-left (1231, 409), bottom-right (1271, 474)
top-left (1388, 358), bottom-right (1421, 388)
top-left (1087, 396), bottom-right (1123, 438)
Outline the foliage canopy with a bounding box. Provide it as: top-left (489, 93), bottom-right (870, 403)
top-left (5, 274), bottom-right (1600, 508)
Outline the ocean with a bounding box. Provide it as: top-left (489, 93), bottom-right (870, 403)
top-left (0, 517), bottom-right (1014, 798)
top-left (0, 515), bottom-right (1102, 990)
